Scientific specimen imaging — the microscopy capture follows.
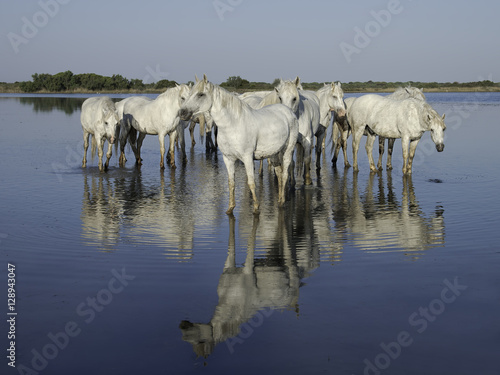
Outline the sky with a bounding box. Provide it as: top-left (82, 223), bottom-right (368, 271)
top-left (1, 0), bottom-right (499, 85)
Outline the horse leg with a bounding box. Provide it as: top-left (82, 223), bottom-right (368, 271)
top-left (168, 131), bottom-right (177, 169)
top-left (104, 141), bottom-right (113, 171)
top-left (331, 122), bottom-right (340, 165)
top-left (365, 133), bottom-right (378, 172)
top-left (304, 139), bottom-right (313, 185)
top-left (341, 125), bottom-right (351, 168)
top-left (135, 132), bottom-right (146, 166)
top-left (315, 126), bottom-right (326, 170)
top-left (258, 159), bottom-right (264, 177)
top-left (386, 138), bottom-right (395, 170)
top-left (177, 124), bottom-right (187, 163)
top-left (96, 137), bottom-right (105, 172)
top-left (214, 126), bottom-right (218, 149)
top-left (223, 155), bottom-right (236, 215)
top-left (401, 136), bottom-right (410, 174)
top-left (189, 121), bottom-right (196, 147)
top-left (82, 131), bottom-right (90, 168)
top-left (406, 139), bottom-right (420, 174)
top-left (377, 137), bottom-right (385, 171)
top-left (242, 156), bottom-right (260, 214)
top-left (119, 126), bottom-right (127, 167)
top-left (351, 127), bottom-right (364, 172)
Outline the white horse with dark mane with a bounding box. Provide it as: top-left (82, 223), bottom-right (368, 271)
top-left (179, 75), bottom-right (299, 215)
top-left (120, 84), bottom-right (191, 169)
top-left (348, 94), bottom-right (446, 174)
top-left (80, 96), bottom-right (120, 172)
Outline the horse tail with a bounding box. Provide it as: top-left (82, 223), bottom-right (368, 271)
top-left (128, 126), bottom-right (137, 148)
top-left (295, 135), bottom-right (304, 180)
top-left (330, 119), bottom-right (339, 155)
top-left (199, 115), bottom-right (206, 145)
top-left (114, 120), bottom-right (121, 157)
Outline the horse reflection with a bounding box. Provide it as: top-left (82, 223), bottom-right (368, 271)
top-left (80, 166), bottom-right (217, 257)
top-left (332, 171), bottom-right (445, 258)
top-left (180, 212), bottom-right (306, 358)
top-left (81, 172), bottom-right (123, 252)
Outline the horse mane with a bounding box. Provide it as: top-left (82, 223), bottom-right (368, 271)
top-left (209, 81), bottom-right (252, 117)
top-left (100, 97), bottom-right (116, 114)
top-left (390, 86), bottom-right (426, 101)
top-left (259, 91), bottom-right (279, 107)
top-left (157, 85), bottom-right (182, 101)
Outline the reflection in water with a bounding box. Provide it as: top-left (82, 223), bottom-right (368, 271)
top-left (81, 172), bottom-right (123, 252)
top-left (331, 171), bottom-right (445, 259)
top-left (179, 213), bottom-right (303, 358)
top-left (178, 170), bottom-right (446, 357)
top-left (19, 97), bottom-right (86, 115)
top-left (80, 153), bottom-right (226, 258)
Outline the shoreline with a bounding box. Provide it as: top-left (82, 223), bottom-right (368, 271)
top-left (1, 86), bottom-right (499, 95)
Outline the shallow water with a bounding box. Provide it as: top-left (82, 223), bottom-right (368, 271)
top-left (1, 93), bottom-right (499, 375)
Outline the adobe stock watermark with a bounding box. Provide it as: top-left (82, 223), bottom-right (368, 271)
top-left (359, 277), bottom-right (467, 375)
top-left (411, 73), bottom-right (495, 169)
top-left (16, 268), bottom-right (135, 375)
top-left (225, 290), bottom-right (289, 354)
top-left (142, 64), bottom-right (170, 84)
top-left (339, 0), bottom-right (407, 63)
top-left (7, 0), bottom-right (72, 54)
top-left (213, 0), bottom-right (243, 21)
top-left (51, 140), bottom-right (84, 182)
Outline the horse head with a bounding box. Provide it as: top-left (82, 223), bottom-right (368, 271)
top-left (426, 107), bottom-right (446, 152)
top-left (329, 82), bottom-right (346, 118)
top-left (274, 78), bottom-right (300, 115)
top-left (177, 83), bottom-right (192, 108)
top-left (102, 106), bottom-right (119, 144)
top-left (179, 74), bottom-right (213, 121)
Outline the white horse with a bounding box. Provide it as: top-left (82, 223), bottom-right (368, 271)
top-left (121, 84), bottom-right (191, 169)
top-left (376, 87), bottom-right (427, 170)
top-left (179, 74), bottom-right (299, 215)
top-left (81, 96), bottom-right (120, 172)
top-left (251, 78), bottom-right (320, 185)
top-left (331, 87), bottom-right (428, 170)
top-left (306, 82), bottom-right (345, 168)
top-left (348, 94), bottom-right (446, 174)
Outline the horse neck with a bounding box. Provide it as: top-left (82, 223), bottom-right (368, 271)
top-left (415, 101), bottom-right (434, 130)
top-left (153, 87), bottom-right (179, 112)
top-left (209, 85), bottom-right (249, 127)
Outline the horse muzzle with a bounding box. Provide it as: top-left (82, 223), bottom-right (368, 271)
top-left (337, 109), bottom-right (346, 118)
top-left (436, 143), bottom-right (444, 152)
top-left (179, 108), bottom-right (192, 121)
top-left (109, 136), bottom-right (115, 144)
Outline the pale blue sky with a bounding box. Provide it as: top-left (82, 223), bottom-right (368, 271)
top-left (1, 0), bottom-right (499, 84)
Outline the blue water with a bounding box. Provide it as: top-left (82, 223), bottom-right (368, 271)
top-left (0, 93), bottom-right (499, 375)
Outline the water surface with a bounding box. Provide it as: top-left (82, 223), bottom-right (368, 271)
top-left (1, 93), bottom-right (499, 375)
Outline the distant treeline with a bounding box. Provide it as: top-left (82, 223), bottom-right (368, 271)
top-left (2, 71), bottom-right (499, 93)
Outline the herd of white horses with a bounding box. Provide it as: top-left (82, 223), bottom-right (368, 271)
top-left (80, 74), bottom-right (446, 214)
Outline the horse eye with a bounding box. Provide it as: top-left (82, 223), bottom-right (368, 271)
top-left (292, 98), bottom-right (297, 102)
top-left (197, 93), bottom-right (205, 98)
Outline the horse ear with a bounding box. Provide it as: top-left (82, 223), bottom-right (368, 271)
top-left (195, 74), bottom-right (199, 83)
top-left (203, 74), bottom-right (208, 83)
top-left (337, 82), bottom-right (342, 89)
top-left (294, 76), bottom-right (301, 87)
top-left (175, 83), bottom-right (180, 88)
top-left (442, 113), bottom-right (446, 120)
